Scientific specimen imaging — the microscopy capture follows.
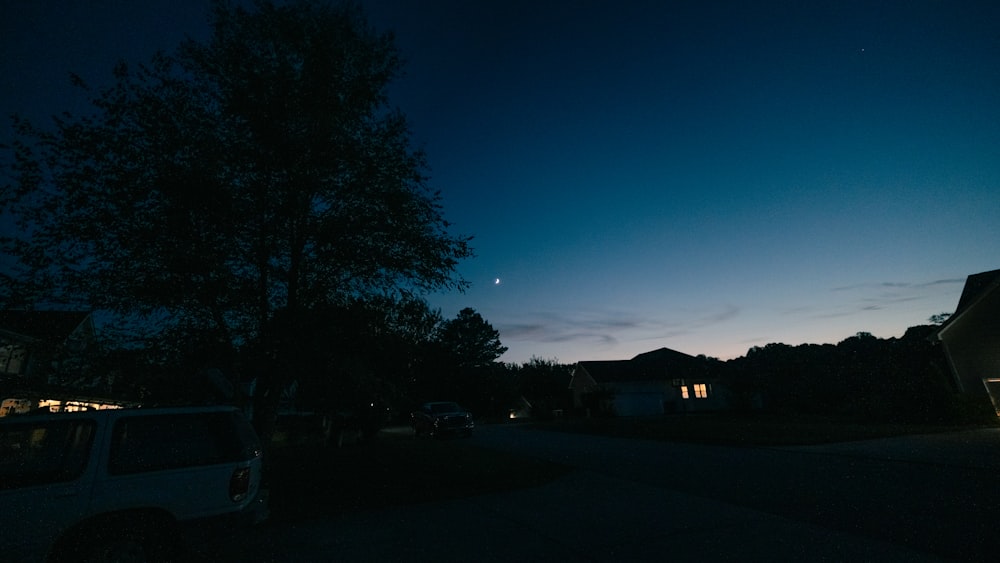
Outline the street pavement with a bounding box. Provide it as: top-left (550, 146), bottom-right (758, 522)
top-left (201, 424), bottom-right (1000, 562)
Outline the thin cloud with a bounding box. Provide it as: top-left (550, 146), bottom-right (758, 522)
top-left (832, 281), bottom-right (910, 291)
top-left (919, 278), bottom-right (965, 287)
top-left (859, 295), bottom-right (921, 305)
top-left (497, 311), bottom-right (631, 347)
top-left (832, 283), bottom-right (865, 292)
top-left (811, 295), bottom-right (923, 319)
top-left (636, 329), bottom-right (693, 341)
top-left (778, 305), bottom-right (815, 316)
top-left (832, 277), bottom-right (965, 292)
top-left (702, 304), bottom-right (739, 324)
top-left (577, 316), bottom-right (646, 331)
top-left (499, 323), bottom-right (548, 339)
top-left (496, 304), bottom-right (738, 351)
top-left (812, 309), bottom-right (857, 319)
top-left (542, 332), bottom-right (618, 345)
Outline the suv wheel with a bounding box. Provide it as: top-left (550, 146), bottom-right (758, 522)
top-left (55, 515), bottom-right (177, 563)
top-left (86, 533), bottom-right (148, 563)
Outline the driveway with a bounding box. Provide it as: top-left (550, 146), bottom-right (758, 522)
top-left (199, 425), bottom-right (1000, 561)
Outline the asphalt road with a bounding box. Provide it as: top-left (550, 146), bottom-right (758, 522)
top-left (200, 424), bottom-right (1000, 562)
top-left (473, 424), bottom-right (1000, 560)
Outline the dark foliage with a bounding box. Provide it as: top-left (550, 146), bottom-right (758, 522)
top-left (511, 358), bottom-right (573, 418)
top-left (1, 1), bottom-right (473, 439)
top-left (433, 308), bottom-right (508, 369)
top-left (409, 307), bottom-right (511, 418)
top-left (724, 327), bottom-right (980, 423)
top-left (275, 294), bottom-right (442, 415)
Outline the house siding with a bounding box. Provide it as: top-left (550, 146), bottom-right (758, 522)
top-left (569, 370), bottom-right (598, 410)
top-left (0, 311), bottom-right (95, 380)
top-left (608, 381), bottom-right (672, 416)
top-left (939, 284), bottom-right (1000, 397)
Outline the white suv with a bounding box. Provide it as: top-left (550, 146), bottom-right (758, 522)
top-left (0, 405), bottom-right (267, 562)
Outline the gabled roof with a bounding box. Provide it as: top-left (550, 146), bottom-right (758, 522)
top-left (631, 347), bottom-right (703, 368)
top-left (954, 269), bottom-right (1000, 314)
top-left (0, 310), bottom-right (93, 343)
top-left (932, 269), bottom-right (1000, 339)
top-left (576, 360), bottom-right (634, 384)
top-left (577, 347), bottom-right (710, 384)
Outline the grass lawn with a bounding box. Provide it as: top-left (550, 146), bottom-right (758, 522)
top-left (263, 428), bottom-right (570, 523)
top-left (529, 413), bottom-right (988, 447)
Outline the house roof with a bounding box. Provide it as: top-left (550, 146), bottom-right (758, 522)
top-left (954, 269), bottom-right (1000, 314)
top-left (577, 347), bottom-right (710, 384)
top-left (576, 360), bottom-right (634, 384)
top-left (932, 269), bottom-right (1000, 339)
top-left (0, 310), bottom-right (93, 343)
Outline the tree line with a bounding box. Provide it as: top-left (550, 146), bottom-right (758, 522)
top-left (2, 1), bottom-right (984, 435)
top-left (0, 0), bottom-right (576, 432)
top-left (0, 1), bottom-right (479, 440)
top-left (511, 323), bottom-right (989, 426)
top-left (722, 324), bottom-right (992, 424)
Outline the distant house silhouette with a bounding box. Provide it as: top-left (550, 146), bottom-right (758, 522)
top-left (570, 347), bottom-right (727, 416)
top-left (930, 268), bottom-right (1000, 413)
top-left (0, 310), bottom-right (96, 380)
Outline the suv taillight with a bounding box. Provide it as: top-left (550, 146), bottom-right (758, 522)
top-left (229, 467), bottom-right (251, 502)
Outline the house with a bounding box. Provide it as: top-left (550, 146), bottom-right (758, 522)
top-left (0, 310), bottom-right (96, 380)
top-left (0, 310), bottom-right (144, 416)
top-left (570, 347), bottom-right (728, 416)
top-left (929, 268), bottom-right (1000, 413)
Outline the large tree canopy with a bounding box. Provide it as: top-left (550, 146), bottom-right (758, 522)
top-left (1, 0), bottom-right (471, 347)
top-left (1, 1), bottom-right (474, 434)
top-left (434, 308), bottom-right (508, 369)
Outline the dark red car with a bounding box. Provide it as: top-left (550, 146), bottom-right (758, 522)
top-left (410, 402), bottom-right (474, 437)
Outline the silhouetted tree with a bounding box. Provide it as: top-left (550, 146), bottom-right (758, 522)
top-left (514, 357), bottom-right (573, 418)
top-left (410, 307), bottom-right (509, 416)
top-left (288, 294), bottom-right (443, 414)
top-left (0, 1), bottom-right (471, 440)
top-left (728, 326), bottom-right (971, 423)
top-left (928, 312), bottom-right (952, 325)
top-left (434, 308), bottom-right (507, 369)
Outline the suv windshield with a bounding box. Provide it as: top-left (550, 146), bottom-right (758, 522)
top-left (0, 419), bottom-right (95, 489)
top-left (109, 411), bottom-right (257, 475)
top-left (430, 403), bottom-right (462, 414)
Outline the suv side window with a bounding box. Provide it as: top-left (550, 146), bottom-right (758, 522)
top-left (108, 412), bottom-right (249, 475)
top-left (0, 419), bottom-right (95, 489)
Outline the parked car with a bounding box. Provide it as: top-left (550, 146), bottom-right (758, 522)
top-left (411, 401), bottom-right (474, 437)
top-left (326, 402), bottom-right (393, 447)
top-left (0, 405), bottom-right (268, 562)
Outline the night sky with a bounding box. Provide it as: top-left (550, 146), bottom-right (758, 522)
top-left (2, 1), bottom-right (998, 364)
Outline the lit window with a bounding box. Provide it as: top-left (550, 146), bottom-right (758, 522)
top-left (38, 399), bottom-right (126, 413)
top-left (694, 383), bottom-right (709, 399)
top-left (680, 386), bottom-right (689, 399)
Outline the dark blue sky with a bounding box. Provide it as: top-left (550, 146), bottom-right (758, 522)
top-left (3, 1), bottom-right (999, 363)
